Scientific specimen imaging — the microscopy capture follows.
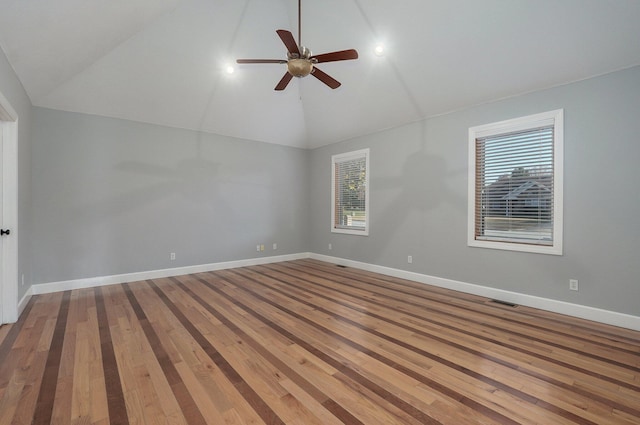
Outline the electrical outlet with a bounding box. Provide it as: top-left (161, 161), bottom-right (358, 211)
top-left (170, 252), bottom-right (176, 261)
top-left (256, 244), bottom-right (261, 252)
top-left (569, 279), bottom-right (579, 291)
top-left (328, 243), bottom-right (332, 250)
top-left (273, 243), bottom-right (277, 250)
top-left (407, 255), bottom-right (413, 264)
top-left (21, 274), bottom-right (24, 286)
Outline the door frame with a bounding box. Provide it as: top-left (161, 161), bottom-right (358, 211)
top-left (0, 89), bottom-right (18, 324)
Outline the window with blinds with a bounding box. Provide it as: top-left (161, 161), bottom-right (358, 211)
top-left (331, 149), bottom-right (369, 235)
top-left (468, 110), bottom-right (563, 255)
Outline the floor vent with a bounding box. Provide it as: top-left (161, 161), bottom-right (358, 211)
top-left (489, 299), bottom-right (518, 308)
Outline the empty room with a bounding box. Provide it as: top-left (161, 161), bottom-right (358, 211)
top-left (0, 1), bottom-right (639, 424)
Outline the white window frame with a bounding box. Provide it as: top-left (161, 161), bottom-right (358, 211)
top-left (331, 149), bottom-right (370, 236)
top-left (468, 109), bottom-right (563, 255)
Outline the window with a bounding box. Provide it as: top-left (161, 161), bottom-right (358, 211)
top-left (332, 149), bottom-right (369, 235)
top-left (468, 110), bottom-right (563, 255)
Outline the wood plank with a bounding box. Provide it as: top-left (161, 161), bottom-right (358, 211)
top-left (32, 290), bottom-right (72, 425)
top-left (94, 286), bottom-right (129, 425)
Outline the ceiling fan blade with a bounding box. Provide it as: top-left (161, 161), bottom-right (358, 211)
top-left (311, 67), bottom-right (341, 89)
top-left (236, 59), bottom-right (287, 64)
top-left (275, 72), bottom-right (294, 91)
top-left (276, 29), bottom-right (300, 56)
top-left (311, 49), bottom-right (359, 63)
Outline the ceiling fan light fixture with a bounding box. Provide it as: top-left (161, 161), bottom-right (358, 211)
top-left (288, 59), bottom-right (313, 77)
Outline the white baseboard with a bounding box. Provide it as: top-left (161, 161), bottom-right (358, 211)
top-left (309, 253), bottom-right (640, 331)
top-left (27, 251), bottom-right (639, 332)
top-left (18, 288), bottom-right (33, 317)
top-left (31, 253), bottom-right (311, 295)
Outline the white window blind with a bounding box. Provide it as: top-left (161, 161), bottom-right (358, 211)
top-left (468, 110), bottom-right (563, 255)
top-left (332, 149), bottom-right (369, 235)
top-left (476, 126), bottom-right (554, 243)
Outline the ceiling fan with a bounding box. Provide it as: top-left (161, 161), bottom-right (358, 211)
top-left (236, 0), bottom-right (358, 90)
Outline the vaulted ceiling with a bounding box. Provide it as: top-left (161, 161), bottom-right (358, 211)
top-left (1, 0), bottom-right (640, 149)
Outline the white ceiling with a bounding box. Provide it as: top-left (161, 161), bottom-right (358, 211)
top-left (1, 0), bottom-right (640, 149)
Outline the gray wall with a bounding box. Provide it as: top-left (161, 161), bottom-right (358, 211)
top-left (19, 63), bottom-right (640, 319)
top-left (309, 66), bottom-right (640, 317)
top-left (32, 108), bottom-right (309, 283)
top-left (0, 46), bottom-right (33, 303)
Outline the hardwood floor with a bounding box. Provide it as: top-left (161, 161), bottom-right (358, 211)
top-left (1, 259), bottom-right (639, 424)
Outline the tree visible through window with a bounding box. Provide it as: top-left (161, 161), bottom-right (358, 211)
top-left (468, 110), bottom-right (563, 255)
top-left (332, 149), bottom-right (369, 235)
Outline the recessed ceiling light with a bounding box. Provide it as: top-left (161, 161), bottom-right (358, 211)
top-left (226, 65), bottom-right (235, 74)
top-left (374, 44), bottom-right (385, 56)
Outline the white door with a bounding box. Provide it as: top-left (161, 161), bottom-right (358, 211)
top-left (0, 90), bottom-right (18, 325)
